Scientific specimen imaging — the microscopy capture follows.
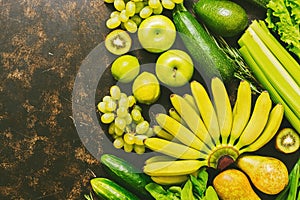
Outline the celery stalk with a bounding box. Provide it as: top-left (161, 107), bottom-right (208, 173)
top-left (250, 20), bottom-right (300, 86)
top-left (239, 46), bottom-right (300, 134)
top-left (238, 29), bottom-right (300, 118)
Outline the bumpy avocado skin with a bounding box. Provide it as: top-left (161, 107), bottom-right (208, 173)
top-left (193, 0), bottom-right (248, 37)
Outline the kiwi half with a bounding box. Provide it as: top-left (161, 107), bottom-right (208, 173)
top-left (275, 128), bottom-right (299, 154)
top-left (105, 29), bottom-right (132, 55)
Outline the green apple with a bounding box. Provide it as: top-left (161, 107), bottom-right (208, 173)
top-left (111, 55), bottom-right (140, 83)
top-left (155, 49), bottom-right (194, 87)
top-left (138, 15), bottom-right (176, 53)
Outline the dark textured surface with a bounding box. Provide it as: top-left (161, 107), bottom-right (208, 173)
top-left (0, 1), bottom-right (110, 199)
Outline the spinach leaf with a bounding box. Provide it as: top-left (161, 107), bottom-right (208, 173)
top-left (181, 179), bottom-right (195, 200)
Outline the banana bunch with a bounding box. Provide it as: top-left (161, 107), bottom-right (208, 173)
top-left (143, 77), bottom-right (284, 185)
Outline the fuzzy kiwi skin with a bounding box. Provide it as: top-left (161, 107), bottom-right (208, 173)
top-left (275, 128), bottom-right (300, 154)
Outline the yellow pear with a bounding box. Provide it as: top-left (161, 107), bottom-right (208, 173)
top-left (213, 169), bottom-right (260, 200)
top-left (237, 155), bottom-right (289, 195)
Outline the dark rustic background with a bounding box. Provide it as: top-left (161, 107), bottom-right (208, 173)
top-left (0, 1), bottom-right (112, 199)
top-left (0, 0), bottom-right (298, 199)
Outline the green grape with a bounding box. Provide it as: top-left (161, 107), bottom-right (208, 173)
top-left (114, 0), bottom-right (125, 11)
top-left (134, 1), bottom-right (144, 14)
top-left (119, 10), bottom-right (129, 22)
top-left (110, 85), bottom-right (121, 100)
top-left (125, 113), bottom-right (133, 124)
top-left (172, 0), bottom-right (184, 3)
top-left (104, 0), bottom-right (114, 3)
top-left (145, 127), bottom-right (154, 137)
top-left (152, 2), bottom-right (163, 14)
top-left (130, 122), bottom-right (137, 130)
top-left (115, 126), bottom-right (124, 136)
top-left (135, 121), bottom-right (150, 134)
top-left (162, 0), bottom-right (175, 10)
top-left (113, 137), bottom-right (124, 149)
top-left (102, 95), bottom-right (112, 102)
top-left (124, 20), bottom-right (138, 33)
top-left (148, 0), bottom-right (161, 9)
top-left (124, 143), bottom-right (134, 152)
top-left (140, 6), bottom-right (153, 19)
top-left (97, 101), bottom-right (107, 113)
top-left (101, 113), bottom-right (115, 124)
top-left (106, 17), bottom-right (121, 29)
top-left (136, 116), bottom-right (144, 124)
top-left (123, 133), bottom-right (135, 145)
top-left (110, 11), bottom-right (120, 18)
top-left (134, 144), bottom-right (145, 154)
top-left (125, 1), bottom-right (136, 17)
top-left (131, 108), bottom-right (142, 122)
top-left (105, 100), bottom-right (117, 112)
top-left (118, 97), bottom-right (129, 108)
top-left (134, 134), bottom-right (147, 145)
top-left (127, 95), bottom-right (136, 107)
top-left (120, 92), bottom-right (127, 99)
top-left (115, 116), bottom-right (127, 130)
top-left (133, 104), bottom-right (142, 111)
top-left (116, 106), bottom-right (128, 118)
top-left (130, 15), bottom-right (142, 27)
top-left (108, 122), bottom-right (116, 135)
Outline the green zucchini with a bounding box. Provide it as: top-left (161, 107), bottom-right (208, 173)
top-left (100, 154), bottom-right (153, 199)
top-left (90, 178), bottom-right (140, 200)
top-left (172, 3), bottom-right (236, 84)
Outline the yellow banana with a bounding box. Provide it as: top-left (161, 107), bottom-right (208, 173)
top-left (211, 77), bottom-right (233, 145)
top-left (170, 94), bottom-right (215, 149)
top-left (228, 80), bottom-right (252, 145)
top-left (151, 175), bottom-right (188, 185)
top-left (190, 80), bottom-right (221, 145)
top-left (153, 125), bottom-right (175, 141)
top-left (143, 160), bottom-right (205, 176)
top-left (156, 113), bottom-right (210, 153)
top-left (168, 107), bottom-right (188, 127)
top-left (145, 155), bottom-right (176, 165)
top-left (240, 104), bottom-right (284, 153)
top-left (183, 93), bottom-right (199, 114)
top-left (145, 138), bottom-right (207, 160)
top-left (235, 91), bottom-right (272, 150)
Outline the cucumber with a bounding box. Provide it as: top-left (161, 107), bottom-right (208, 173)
top-left (90, 178), bottom-right (140, 200)
top-left (100, 154), bottom-right (153, 199)
top-left (172, 3), bottom-right (236, 84)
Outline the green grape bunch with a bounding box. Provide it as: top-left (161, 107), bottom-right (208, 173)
top-left (97, 85), bottom-right (154, 154)
top-left (104, 0), bottom-right (184, 33)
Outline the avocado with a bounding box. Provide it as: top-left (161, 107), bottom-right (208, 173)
top-left (193, 0), bottom-right (248, 37)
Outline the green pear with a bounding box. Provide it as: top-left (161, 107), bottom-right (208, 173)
top-left (237, 155), bottom-right (289, 195)
top-left (213, 169), bottom-right (260, 200)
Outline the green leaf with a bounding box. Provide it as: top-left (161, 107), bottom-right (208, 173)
top-left (190, 175), bottom-right (206, 197)
top-left (204, 186), bottom-right (219, 200)
top-left (181, 180), bottom-right (195, 200)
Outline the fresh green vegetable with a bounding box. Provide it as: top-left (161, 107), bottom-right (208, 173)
top-left (238, 20), bottom-right (300, 134)
top-left (204, 186), bottom-right (219, 200)
top-left (181, 179), bottom-right (195, 200)
top-left (193, 0), bottom-right (248, 37)
top-left (145, 183), bottom-right (181, 200)
top-left (172, 3), bottom-right (236, 84)
top-left (276, 158), bottom-right (300, 200)
top-left (265, 0), bottom-right (300, 59)
top-left (90, 177), bottom-right (140, 200)
top-left (100, 154), bottom-right (152, 199)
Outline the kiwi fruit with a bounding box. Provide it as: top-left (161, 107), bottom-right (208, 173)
top-left (105, 29), bottom-right (132, 55)
top-left (275, 128), bottom-right (299, 154)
